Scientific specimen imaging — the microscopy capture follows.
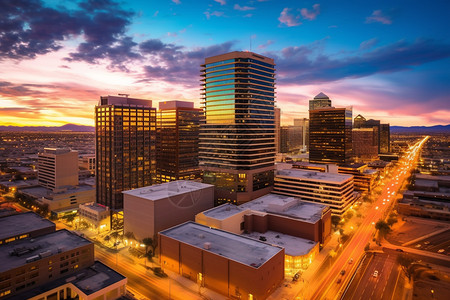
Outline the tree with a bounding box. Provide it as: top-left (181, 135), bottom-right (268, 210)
top-left (331, 215), bottom-right (341, 228)
top-left (387, 216), bottom-right (398, 226)
top-left (110, 231), bottom-right (120, 246)
top-left (151, 233), bottom-right (158, 256)
top-left (375, 220), bottom-right (391, 239)
top-left (65, 214), bottom-right (75, 223)
top-left (397, 254), bottom-right (414, 281)
top-left (344, 210), bottom-right (354, 220)
top-left (142, 237), bottom-right (153, 256)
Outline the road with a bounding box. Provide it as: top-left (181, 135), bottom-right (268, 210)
top-left (405, 229), bottom-right (450, 255)
top-left (306, 136), bottom-right (429, 300)
top-left (343, 253), bottom-right (402, 300)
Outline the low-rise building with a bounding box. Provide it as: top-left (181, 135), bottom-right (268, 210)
top-left (123, 180), bottom-right (214, 242)
top-left (159, 221), bottom-right (284, 300)
top-left (0, 212), bottom-right (55, 245)
top-left (338, 163), bottom-right (379, 192)
top-left (78, 202), bottom-right (110, 232)
top-left (273, 169), bottom-right (356, 216)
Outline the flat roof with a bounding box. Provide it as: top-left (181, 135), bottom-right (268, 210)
top-left (0, 229), bottom-right (91, 273)
top-left (160, 222), bottom-right (283, 268)
top-left (242, 230), bottom-right (317, 256)
top-left (240, 194), bottom-right (327, 224)
top-left (0, 212), bottom-right (55, 241)
top-left (122, 180), bottom-right (213, 201)
top-left (20, 185), bottom-right (95, 199)
top-left (10, 261), bottom-right (126, 300)
top-left (276, 169), bottom-right (353, 183)
top-left (202, 203), bottom-right (248, 220)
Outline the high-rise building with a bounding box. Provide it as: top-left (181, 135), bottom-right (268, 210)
top-left (353, 114), bottom-right (390, 154)
top-left (309, 106), bottom-right (353, 164)
top-left (352, 127), bottom-right (379, 161)
top-left (199, 51), bottom-right (276, 205)
top-left (38, 148), bottom-right (79, 191)
top-left (275, 107), bottom-right (281, 153)
top-left (309, 92), bottom-right (332, 111)
top-left (294, 118), bottom-right (309, 151)
top-left (156, 100), bottom-right (202, 183)
top-left (279, 126), bottom-right (303, 153)
top-left (95, 95), bottom-right (156, 210)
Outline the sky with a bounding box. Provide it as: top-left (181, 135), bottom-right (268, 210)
top-left (1, 0), bottom-right (449, 127)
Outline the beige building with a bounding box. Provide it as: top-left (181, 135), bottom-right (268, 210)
top-left (79, 202), bottom-right (111, 232)
top-left (79, 154), bottom-right (95, 175)
top-left (38, 148), bottom-right (79, 191)
top-left (123, 180), bottom-right (214, 242)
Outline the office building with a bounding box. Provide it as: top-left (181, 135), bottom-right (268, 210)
top-left (78, 202), bottom-right (111, 232)
top-left (95, 95), bottom-right (156, 210)
top-left (123, 180), bottom-right (214, 242)
top-left (353, 114), bottom-right (390, 154)
top-left (200, 51), bottom-right (276, 205)
top-left (274, 169), bottom-right (355, 215)
top-left (309, 106), bottom-right (353, 164)
top-left (156, 100), bottom-right (202, 183)
top-left (275, 107), bottom-right (281, 153)
top-left (159, 222), bottom-right (284, 300)
top-left (294, 118), bottom-right (309, 151)
top-left (38, 148), bottom-right (78, 191)
top-left (309, 92), bottom-right (332, 111)
top-left (352, 127), bottom-right (379, 162)
top-left (0, 212), bottom-right (55, 245)
top-left (338, 163), bottom-right (379, 192)
top-left (78, 154), bottom-right (95, 175)
top-left (279, 126), bottom-right (303, 154)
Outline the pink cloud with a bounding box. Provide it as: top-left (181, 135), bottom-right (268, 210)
top-left (300, 4), bottom-right (320, 21)
top-left (366, 10), bottom-right (392, 25)
top-left (234, 4), bottom-right (255, 11)
top-left (172, 0), bottom-right (181, 4)
top-left (278, 8), bottom-right (302, 27)
top-left (214, 0), bottom-right (226, 5)
top-left (259, 40), bottom-right (275, 49)
top-left (204, 11), bottom-right (224, 19)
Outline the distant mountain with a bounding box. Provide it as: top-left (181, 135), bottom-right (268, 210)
top-left (390, 124), bottom-right (450, 134)
top-left (0, 124), bottom-right (95, 132)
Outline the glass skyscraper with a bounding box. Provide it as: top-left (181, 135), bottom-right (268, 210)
top-left (95, 96), bottom-right (156, 210)
top-left (199, 51), bottom-right (276, 205)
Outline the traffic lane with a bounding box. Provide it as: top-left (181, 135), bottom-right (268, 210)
top-left (372, 254), bottom-right (398, 300)
top-left (358, 255), bottom-right (386, 300)
top-left (383, 247), bottom-right (450, 268)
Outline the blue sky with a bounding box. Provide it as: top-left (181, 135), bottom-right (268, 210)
top-left (0, 0), bottom-right (449, 126)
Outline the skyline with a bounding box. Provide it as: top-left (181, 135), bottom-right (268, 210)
top-left (1, 0), bottom-right (449, 127)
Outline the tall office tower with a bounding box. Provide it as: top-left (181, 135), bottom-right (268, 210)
top-left (279, 126), bottom-right (303, 153)
top-left (309, 92), bottom-right (332, 111)
top-left (38, 148), bottom-right (79, 191)
top-left (156, 100), bottom-right (202, 183)
top-left (309, 106), bottom-right (353, 164)
top-left (353, 114), bottom-right (366, 128)
top-left (294, 118), bottom-right (309, 151)
top-left (379, 123), bottom-right (390, 153)
top-left (275, 107), bottom-right (281, 153)
top-left (95, 95), bottom-right (156, 210)
top-left (352, 127), bottom-right (379, 162)
top-left (200, 51), bottom-right (276, 205)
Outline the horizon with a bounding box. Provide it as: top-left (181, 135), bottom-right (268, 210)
top-left (1, 0), bottom-right (449, 127)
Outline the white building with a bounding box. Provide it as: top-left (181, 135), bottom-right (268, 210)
top-left (79, 202), bottom-right (111, 232)
top-left (274, 169), bottom-right (356, 216)
top-left (38, 148), bottom-right (78, 191)
top-left (123, 180), bottom-right (214, 242)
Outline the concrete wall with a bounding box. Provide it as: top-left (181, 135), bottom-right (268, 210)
top-left (124, 194), bottom-right (155, 242)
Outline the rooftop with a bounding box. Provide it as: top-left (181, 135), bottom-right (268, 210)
top-left (202, 203), bottom-right (248, 220)
top-left (20, 185), bottom-right (95, 199)
top-left (159, 100), bottom-right (194, 110)
top-left (314, 92), bottom-right (329, 100)
top-left (0, 212), bottom-right (55, 241)
top-left (160, 222), bottom-right (283, 268)
top-left (276, 169), bottom-right (353, 184)
top-left (11, 261), bottom-right (126, 300)
top-left (79, 202), bottom-right (109, 212)
top-left (0, 229), bottom-right (91, 273)
top-left (242, 230), bottom-right (317, 256)
top-left (240, 194), bottom-right (328, 224)
top-left (122, 180), bottom-right (214, 201)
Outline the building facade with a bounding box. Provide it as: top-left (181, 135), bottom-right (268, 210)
top-left (352, 127), bottom-right (379, 162)
top-left (156, 101), bottom-right (202, 183)
top-left (95, 95), bottom-right (156, 210)
top-left (200, 51), bottom-right (276, 205)
top-left (38, 148), bottom-right (78, 191)
top-left (309, 92), bottom-right (332, 111)
top-left (273, 169), bottom-right (355, 216)
top-left (309, 107), bottom-right (353, 164)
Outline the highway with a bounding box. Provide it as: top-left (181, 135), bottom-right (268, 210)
top-left (306, 136), bottom-right (429, 300)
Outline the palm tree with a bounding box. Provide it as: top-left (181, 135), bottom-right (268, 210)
top-left (142, 237), bottom-right (153, 267)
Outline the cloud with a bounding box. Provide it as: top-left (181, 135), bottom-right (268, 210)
top-left (234, 4), bottom-right (255, 11)
top-left (366, 10), bottom-right (392, 25)
top-left (278, 8), bottom-right (301, 27)
top-left (300, 4), bottom-right (320, 20)
top-left (244, 13), bottom-right (253, 18)
top-left (360, 38), bottom-right (379, 50)
top-left (273, 39), bottom-right (450, 84)
top-left (204, 11), bottom-right (224, 19)
top-left (172, 0), bottom-right (181, 4)
top-left (259, 40), bottom-right (275, 49)
top-left (0, 0), bottom-right (139, 70)
top-left (214, 0), bottom-right (226, 5)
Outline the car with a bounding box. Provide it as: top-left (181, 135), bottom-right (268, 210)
top-left (373, 270), bottom-right (378, 278)
top-left (375, 206), bottom-right (379, 210)
top-left (336, 278), bottom-right (342, 284)
top-left (396, 249), bottom-right (404, 252)
top-left (424, 241), bottom-right (430, 245)
top-left (438, 249), bottom-right (445, 253)
top-left (340, 270), bottom-right (346, 275)
top-left (415, 244), bottom-right (421, 248)
top-left (348, 258), bottom-right (354, 264)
